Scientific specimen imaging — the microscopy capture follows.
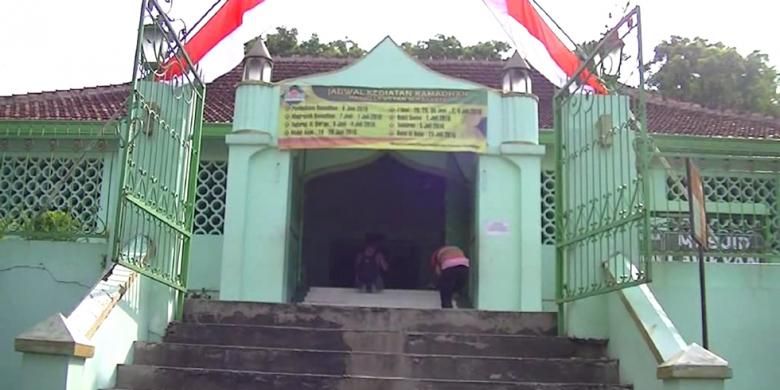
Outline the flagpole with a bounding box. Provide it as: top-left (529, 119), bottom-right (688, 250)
top-left (528, 0), bottom-right (584, 53)
top-left (686, 158), bottom-right (709, 350)
top-left (187, 0), bottom-right (226, 40)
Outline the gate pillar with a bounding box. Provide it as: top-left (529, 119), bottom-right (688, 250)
top-left (220, 82), bottom-right (293, 303)
top-left (476, 93), bottom-right (545, 311)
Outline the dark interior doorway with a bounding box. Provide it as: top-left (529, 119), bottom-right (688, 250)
top-left (302, 154), bottom-right (446, 290)
top-left (328, 238), bottom-right (420, 289)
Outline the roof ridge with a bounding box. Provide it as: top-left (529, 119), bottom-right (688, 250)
top-left (644, 92), bottom-right (780, 125)
top-left (0, 82), bottom-right (129, 104)
top-left (1, 57), bottom-right (778, 139)
top-left (274, 56), bottom-right (355, 63)
top-left (270, 56), bottom-right (505, 64)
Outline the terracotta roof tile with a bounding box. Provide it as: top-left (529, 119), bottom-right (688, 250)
top-left (2, 57), bottom-right (779, 140)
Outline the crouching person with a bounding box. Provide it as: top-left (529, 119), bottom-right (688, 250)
top-left (431, 245), bottom-right (470, 308)
top-left (355, 235), bottom-right (388, 293)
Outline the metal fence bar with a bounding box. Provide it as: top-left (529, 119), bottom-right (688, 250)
top-left (109, 0), bottom-right (206, 317)
top-left (555, 6), bottom-right (651, 319)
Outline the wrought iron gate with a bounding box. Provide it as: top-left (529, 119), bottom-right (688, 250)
top-left (112, 0), bottom-right (205, 314)
top-left (554, 7), bottom-right (651, 307)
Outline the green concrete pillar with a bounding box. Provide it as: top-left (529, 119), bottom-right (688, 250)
top-left (662, 380), bottom-right (725, 390)
top-left (19, 354), bottom-right (85, 390)
top-left (15, 313), bottom-right (93, 390)
top-left (475, 92), bottom-right (544, 311)
top-left (657, 343), bottom-right (731, 390)
top-left (476, 145), bottom-right (545, 311)
top-left (220, 82), bottom-right (293, 302)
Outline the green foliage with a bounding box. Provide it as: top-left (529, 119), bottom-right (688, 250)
top-left (648, 36), bottom-right (780, 116)
top-left (0, 218), bottom-right (8, 240)
top-left (401, 34), bottom-right (511, 60)
top-left (21, 211), bottom-right (83, 241)
top-left (259, 27), bottom-right (366, 59)
top-left (258, 28), bottom-right (511, 60)
top-left (0, 217), bottom-right (22, 240)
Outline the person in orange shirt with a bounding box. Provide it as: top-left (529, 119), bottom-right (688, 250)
top-left (431, 245), bottom-right (470, 308)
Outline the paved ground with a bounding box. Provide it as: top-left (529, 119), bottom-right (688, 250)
top-left (303, 287), bottom-right (442, 309)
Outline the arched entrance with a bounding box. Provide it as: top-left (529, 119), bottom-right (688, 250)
top-left (297, 151), bottom-right (476, 302)
top-left (219, 37), bottom-right (545, 311)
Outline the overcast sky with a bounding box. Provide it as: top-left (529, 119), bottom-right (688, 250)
top-left (0, 0), bottom-right (778, 96)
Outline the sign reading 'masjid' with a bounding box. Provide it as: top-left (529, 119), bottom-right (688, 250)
top-left (278, 85), bottom-right (488, 152)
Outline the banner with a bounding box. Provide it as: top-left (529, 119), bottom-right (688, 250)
top-left (278, 85), bottom-right (488, 152)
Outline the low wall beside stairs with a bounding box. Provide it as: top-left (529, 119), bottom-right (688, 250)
top-left (567, 261), bottom-right (780, 390)
top-left (0, 240), bottom-right (105, 390)
top-left (652, 262), bottom-right (780, 390)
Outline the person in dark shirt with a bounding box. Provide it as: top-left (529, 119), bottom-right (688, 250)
top-left (355, 234), bottom-right (389, 293)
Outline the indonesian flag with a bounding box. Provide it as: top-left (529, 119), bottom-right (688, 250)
top-left (485, 0), bottom-right (606, 94)
top-left (160, 0), bottom-right (266, 80)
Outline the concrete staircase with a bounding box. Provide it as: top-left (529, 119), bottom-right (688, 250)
top-left (304, 287), bottom-right (442, 309)
top-left (111, 299), bottom-right (631, 389)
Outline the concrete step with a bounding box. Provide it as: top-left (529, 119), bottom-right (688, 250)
top-left (304, 287), bottom-right (442, 309)
top-left (183, 300), bottom-right (556, 335)
top-left (164, 322), bottom-right (607, 358)
top-left (116, 365), bottom-right (631, 390)
top-left (132, 342), bottom-right (619, 383)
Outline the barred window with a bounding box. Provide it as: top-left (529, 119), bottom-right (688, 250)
top-left (193, 160), bottom-right (227, 235)
top-left (541, 170), bottom-right (556, 245)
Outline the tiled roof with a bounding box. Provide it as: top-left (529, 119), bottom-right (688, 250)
top-left (2, 57), bottom-right (779, 139)
top-left (0, 84), bottom-right (130, 121)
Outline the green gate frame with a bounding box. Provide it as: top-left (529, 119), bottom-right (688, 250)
top-left (111, 0), bottom-right (205, 318)
top-left (553, 6), bottom-right (652, 330)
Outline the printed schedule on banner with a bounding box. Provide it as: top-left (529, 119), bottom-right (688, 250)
top-left (278, 85), bottom-right (488, 152)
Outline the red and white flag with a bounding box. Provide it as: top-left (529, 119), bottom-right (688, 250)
top-left (161, 0), bottom-right (266, 80)
top-left (485, 0), bottom-right (606, 94)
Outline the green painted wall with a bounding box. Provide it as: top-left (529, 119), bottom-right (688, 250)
top-left (565, 262), bottom-right (780, 389)
top-left (0, 240), bottom-right (105, 390)
top-left (566, 291), bottom-right (665, 389)
top-left (604, 292), bottom-right (666, 390)
top-left (184, 139), bottom-right (228, 297)
top-left (19, 354), bottom-right (80, 390)
top-left (542, 245), bottom-right (557, 312)
top-left (187, 236), bottom-right (223, 295)
top-left (76, 276), bottom-right (177, 390)
top-left (220, 143), bottom-right (293, 302)
top-left (652, 262), bottom-right (780, 390)
top-left (291, 37), bottom-right (487, 92)
top-left (475, 155), bottom-right (525, 310)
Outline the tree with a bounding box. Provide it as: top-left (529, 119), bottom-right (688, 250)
top-left (255, 28), bottom-right (511, 60)
top-left (258, 27), bottom-right (366, 59)
top-left (648, 36), bottom-right (780, 116)
top-left (402, 34), bottom-right (511, 60)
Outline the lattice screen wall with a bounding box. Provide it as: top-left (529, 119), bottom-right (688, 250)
top-left (0, 152), bottom-right (229, 236)
top-left (0, 154), bottom-right (109, 235)
top-left (541, 170), bottom-right (556, 245)
top-left (666, 174), bottom-right (779, 254)
top-left (193, 160), bottom-right (228, 235)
